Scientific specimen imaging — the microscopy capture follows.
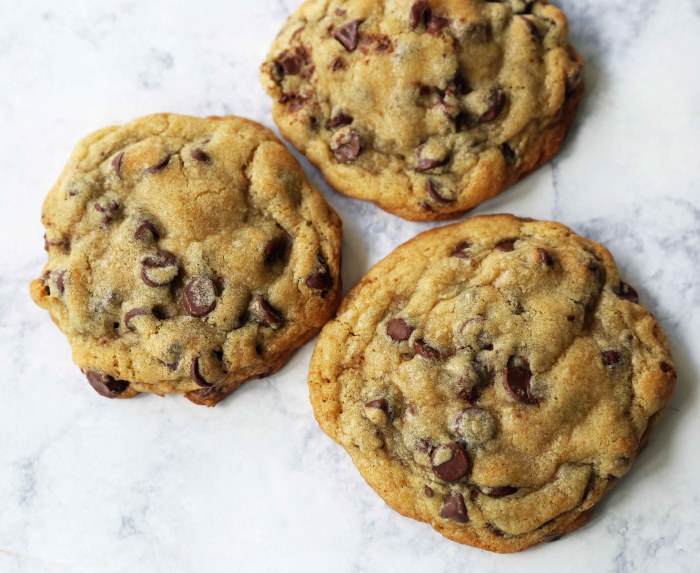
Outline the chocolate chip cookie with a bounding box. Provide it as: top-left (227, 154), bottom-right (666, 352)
top-left (308, 215), bottom-right (675, 552)
top-left (30, 114), bottom-right (342, 406)
top-left (261, 0), bottom-right (584, 221)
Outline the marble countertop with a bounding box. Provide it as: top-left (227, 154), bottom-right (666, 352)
top-left (1, 1), bottom-right (698, 571)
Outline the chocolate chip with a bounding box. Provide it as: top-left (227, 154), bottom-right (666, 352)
top-left (333, 130), bottom-right (362, 162)
top-left (334, 20), bottom-right (361, 52)
top-left (190, 357), bottom-right (214, 388)
top-left (503, 359), bottom-right (538, 404)
top-left (452, 241), bottom-right (472, 259)
top-left (279, 93), bottom-right (308, 112)
top-left (94, 203), bottom-right (106, 213)
top-left (250, 296), bottom-right (284, 329)
top-left (440, 491), bottom-right (468, 523)
top-left (183, 277), bottom-right (217, 317)
top-left (279, 55), bottom-right (301, 76)
top-left (496, 239), bottom-right (516, 252)
top-left (602, 350), bottom-right (621, 366)
top-left (144, 154), bottom-right (171, 174)
top-left (431, 444), bottom-right (470, 482)
top-left (617, 282), bottom-right (639, 304)
top-left (479, 88), bottom-right (506, 123)
top-left (85, 370), bottom-right (129, 398)
top-left (264, 236), bottom-right (288, 265)
top-left (365, 399), bottom-right (389, 412)
top-left (307, 270), bottom-right (333, 291)
top-left (124, 308), bottom-right (149, 332)
top-left (134, 220), bottom-right (159, 241)
top-left (140, 250), bottom-right (179, 287)
top-left (410, 0), bottom-right (429, 28)
top-left (426, 14), bottom-right (450, 34)
top-left (332, 58), bottom-right (346, 71)
top-left (660, 361), bottom-right (674, 373)
top-left (112, 152), bottom-right (124, 179)
top-left (328, 114), bottom-right (353, 130)
top-left (567, 314), bottom-right (576, 322)
top-left (190, 148), bottom-right (210, 162)
top-left (485, 486), bottom-right (518, 498)
top-left (416, 145), bottom-right (449, 172)
top-left (387, 318), bottom-right (414, 341)
top-left (43, 235), bottom-right (67, 251)
top-left (424, 485), bottom-right (434, 497)
top-left (414, 340), bottom-right (442, 360)
top-left (501, 143), bottom-right (516, 164)
top-left (521, 16), bottom-right (541, 39)
top-left (426, 180), bottom-right (454, 203)
top-left (416, 437), bottom-right (431, 452)
top-left (538, 248), bottom-right (554, 266)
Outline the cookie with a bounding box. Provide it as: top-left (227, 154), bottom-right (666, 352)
top-left (261, 0), bottom-right (584, 221)
top-left (30, 113), bottom-right (342, 406)
top-left (308, 215), bottom-right (675, 552)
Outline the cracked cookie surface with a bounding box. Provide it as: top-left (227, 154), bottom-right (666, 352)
top-left (308, 215), bottom-right (675, 552)
top-left (261, 0), bottom-right (584, 221)
top-left (30, 113), bottom-right (342, 406)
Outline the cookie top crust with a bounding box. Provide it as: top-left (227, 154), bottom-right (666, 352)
top-left (30, 114), bottom-right (342, 405)
top-left (261, 0), bottom-right (584, 221)
top-left (308, 215), bottom-right (675, 552)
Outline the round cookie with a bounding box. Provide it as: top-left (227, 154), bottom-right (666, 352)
top-left (261, 0), bottom-right (584, 221)
top-left (30, 113), bottom-right (342, 406)
top-left (308, 215), bottom-right (675, 552)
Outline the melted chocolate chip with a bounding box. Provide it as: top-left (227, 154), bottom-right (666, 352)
top-left (410, 0), bottom-right (429, 29)
top-left (190, 148), bottom-right (210, 162)
top-left (501, 143), bottom-right (516, 164)
top-left (331, 58), bottom-right (346, 71)
top-left (334, 20), bottom-right (361, 52)
top-left (144, 154), bottom-right (171, 174)
top-left (190, 357), bottom-right (214, 388)
top-left (85, 370), bottom-right (129, 398)
top-left (496, 239), bottom-right (516, 252)
top-left (307, 270), bottom-right (333, 291)
top-left (183, 277), bottom-right (217, 317)
top-left (521, 16), bottom-right (541, 39)
top-left (503, 359), bottom-right (538, 404)
top-left (479, 88), bottom-right (506, 123)
top-left (424, 485), bottom-right (434, 498)
top-left (440, 491), bottom-right (468, 523)
top-left (387, 318), bottom-right (414, 341)
top-left (134, 221), bottom-right (159, 241)
top-left (365, 399), bottom-right (389, 412)
top-left (617, 282), bottom-right (639, 304)
top-left (426, 180), bottom-right (454, 203)
top-left (452, 240), bottom-right (472, 259)
top-left (124, 308), bottom-right (149, 332)
top-left (112, 152), bottom-right (124, 179)
top-left (334, 130), bottom-right (362, 162)
top-left (660, 361), bottom-right (674, 373)
top-left (416, 145), bottom-right (449, 172)
top-left (485, 486), bottom-right (518, 498)
top-left (538, 248), bottom-right (554, 266)
top-left (414, 340), bottom-right (442, 360)
top-left (567, 314), bottom-right (576, 322)
top-left (602, 350), bottom-right (621, 366)
top-left (279, 55), bottom-right (301, 76)
top-left (264, 236), bottom-right (288, 265)
top-left (328, 114), bottom-right (354, 130)
top-left (431, 444), bottom-right (470, 482)
top-left (140, 250), bottom-right (179, 287)
top-left (250, 296), bottom-right (284, 328)
top-left (427, 14), bottom-right (450, 34)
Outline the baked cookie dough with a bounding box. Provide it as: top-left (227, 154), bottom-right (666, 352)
top-left (261, 0), bottom-right (584, 221)
top-left (30, 113), bottom-right (342, 406)
top-left (308, 215), bottom-right (675, 552)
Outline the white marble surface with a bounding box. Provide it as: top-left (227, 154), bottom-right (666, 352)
top-left (1, 0), bottom-right (698, 571)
